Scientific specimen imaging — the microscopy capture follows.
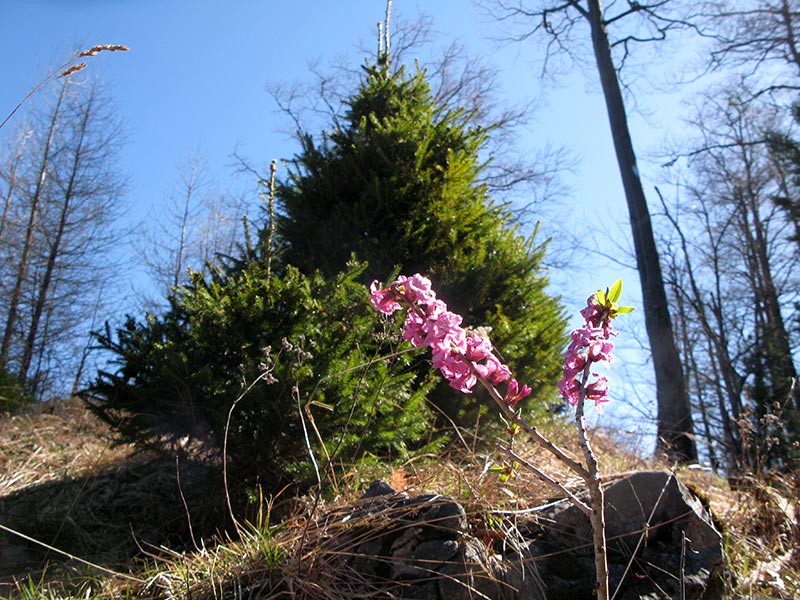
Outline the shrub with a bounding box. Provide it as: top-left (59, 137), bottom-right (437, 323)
top-left (274, 64), bottom-right (568, 423)
top-left (87, 261), bottom-right (436, 491)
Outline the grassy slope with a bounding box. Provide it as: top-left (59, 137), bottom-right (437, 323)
top-left (0, 400), bottom-right (797, 599)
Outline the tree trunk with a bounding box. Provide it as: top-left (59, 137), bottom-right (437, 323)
top-left (19, 82), bottom-right (93, 382)
top-left (673, 275), bottom-right (720, 470)
top-left (1, 78), bottom-right (69, 369)
top-left (0, 131), bottom-right (29, 244)
top-left (585, 0), bottom-right (697, 462)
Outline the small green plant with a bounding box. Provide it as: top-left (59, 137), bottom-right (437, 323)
top-left (0, 363), bottom-right (33, 412)
top-left (12, 564), bottom-right (103, 600)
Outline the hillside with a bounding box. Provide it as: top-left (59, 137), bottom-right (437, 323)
top-left (0, 399), bottom-right (797, 599)
top-left (0, 399), bottom-right (226, 590)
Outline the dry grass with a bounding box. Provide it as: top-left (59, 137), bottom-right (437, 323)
top-left (1, 400), bottom-right (798, 599)
top-left (0, 399), bottom-right (226, 596)
top-left (711, 473), bottom-right (799, 598)
top-left (0, 398), bottom-right (137, 494)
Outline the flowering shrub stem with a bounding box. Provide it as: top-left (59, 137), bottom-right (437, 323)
top-left (575, 360), bottom-right (609, 600)
top-left (500, 445), bottom-right (591, 514)
top-left (369, 274), bottom-right (632, 600)
top-left (474, 369), bottom-right (590, 480)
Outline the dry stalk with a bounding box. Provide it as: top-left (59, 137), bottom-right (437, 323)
top-left (265, 158), bottom-right (277, 282)
top-left (476, 366), bottom-right (610, 599)
top-left (1, 44), bottom-right (129, 131)
top-left (222, 369), bottom-right (278, 539)
top-left (574, 359), bottom-right (609, 600)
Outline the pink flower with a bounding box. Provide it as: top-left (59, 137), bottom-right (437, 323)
top-left (587, 339), bottom-right (614, 363)
top-left (477, 354), bottom-right (512, 384)
top-left (561, 351), bottom-right (587, 382)
top-left (369, 274), bottom-right (524, 404)
top-left (571, 324), bottom-right (604, 347)
top-left (436, 353), bottom-right (477, 393)
top-left (402, 311), bottom-right (426, 347)
top-left (559, 291), bottom-right (619, 409)
top-left (399, 274), bottom-right (437, 305)
top-left (504, 379), bottom-right (531, 408)
top-left (422, 309), bottom-right (465, 350)
top-left (584, 376), bottom-right (609, 406)
top-left (580, 294), bottom-right (603, 324)
top-left (425, 298), bottom-right (448, 319)
top-left (558, 377), bottom-right (582, 406)
top-left (371, 275), bottom-right (629, 417)
top-left (580, 293), bottom-right (616, 336)
top-left (370, 280), bottom-right (402, 314)
top-left (465, 334), bottom-right (493, 361)
top-left (446, 369), bottom-right (477, 394)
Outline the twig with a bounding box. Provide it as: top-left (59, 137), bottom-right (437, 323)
top-left (575, 361), bottom-right (609, 600)
top-left (265, 159), bottom-right (277, 282)
top-left (611, 472), bottom-right (672, 599)
top-left (297, 385), bottom-right (323, 488)
top-left (222, 369), bottom-right (276, 539)
top-left (475, 370), bottom-right (589, 480)
top-left (499, 444), bottom-right (591, 515)
top-left (175, 455), bottom-right (200, 552)
top-left (680, 532), bottom-right (687, 600)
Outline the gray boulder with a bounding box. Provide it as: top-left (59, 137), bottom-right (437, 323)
top-left (343, 481), bottom-right (546, 599)
top-left (520, 470), bottom-right (725, 599)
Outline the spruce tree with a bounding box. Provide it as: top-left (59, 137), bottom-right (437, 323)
top-left (275, 64), bottom-right (567, 416)
top-left (88, 261), bottom-right (437, 490)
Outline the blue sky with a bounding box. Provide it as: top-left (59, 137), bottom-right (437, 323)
top-left (1, 0), bottom-right (695, 439)
top-left (2, 0), bottom-right (633, 229)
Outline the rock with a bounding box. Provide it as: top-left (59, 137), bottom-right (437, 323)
top-left (301, 473), bottom-right (723, 599)
top-left (362, 479), bottom-right (399, 500)
top-left (438, 537), bottom-right (546, 600)
top-left (523, 470), bottom-right (725, 600)
top-left (341, 480), bottom-right (546, 599)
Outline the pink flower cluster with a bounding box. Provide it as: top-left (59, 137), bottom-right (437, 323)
top-left (558, 293), bottom-right (617, 409)
top-left (370, 274), bottom-right (531, 408)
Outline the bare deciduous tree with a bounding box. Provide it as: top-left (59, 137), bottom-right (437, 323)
top-left (660, 84), bottom-right (799, 469)
top-left (702, 0), bottom-right (800, 97)
top-left (0, 74), bottom-right (128, 398)
top-left (0, 79), bottom-right (68, 370)
top-left (133, 154), bottom-right (251, 310)
top-left (487, 0), bottom-right (700, 462)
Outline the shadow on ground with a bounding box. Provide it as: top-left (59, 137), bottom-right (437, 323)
top-left (0, 451), bottom-right (227, 587)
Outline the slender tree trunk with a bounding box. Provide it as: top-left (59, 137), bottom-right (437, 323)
top-left (1, 79), bottom-right (69, 369)
top-left (585, 0), bottom-right (696, 462)
top-left (0, 131), bottom-right (29, 244)
top-left (779, 0), bottom-right (800, 77)
top-left (736, 178), bottom-right (800, 458)
top-left (705, 336), bottom-right (740, 471)
top-left (747, 192), bottom-right (798, 413)
top-left (71, 286), bottom-right (105, 397)
top-left (19, 83), bottom-right (93, 382)
top-left (173, 161), bottom-right (199, 289)
top-left (673, 277), bottom-right (720, 470)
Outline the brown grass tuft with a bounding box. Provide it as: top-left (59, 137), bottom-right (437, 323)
top-left (59, 63), bottom-right (86, 78)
